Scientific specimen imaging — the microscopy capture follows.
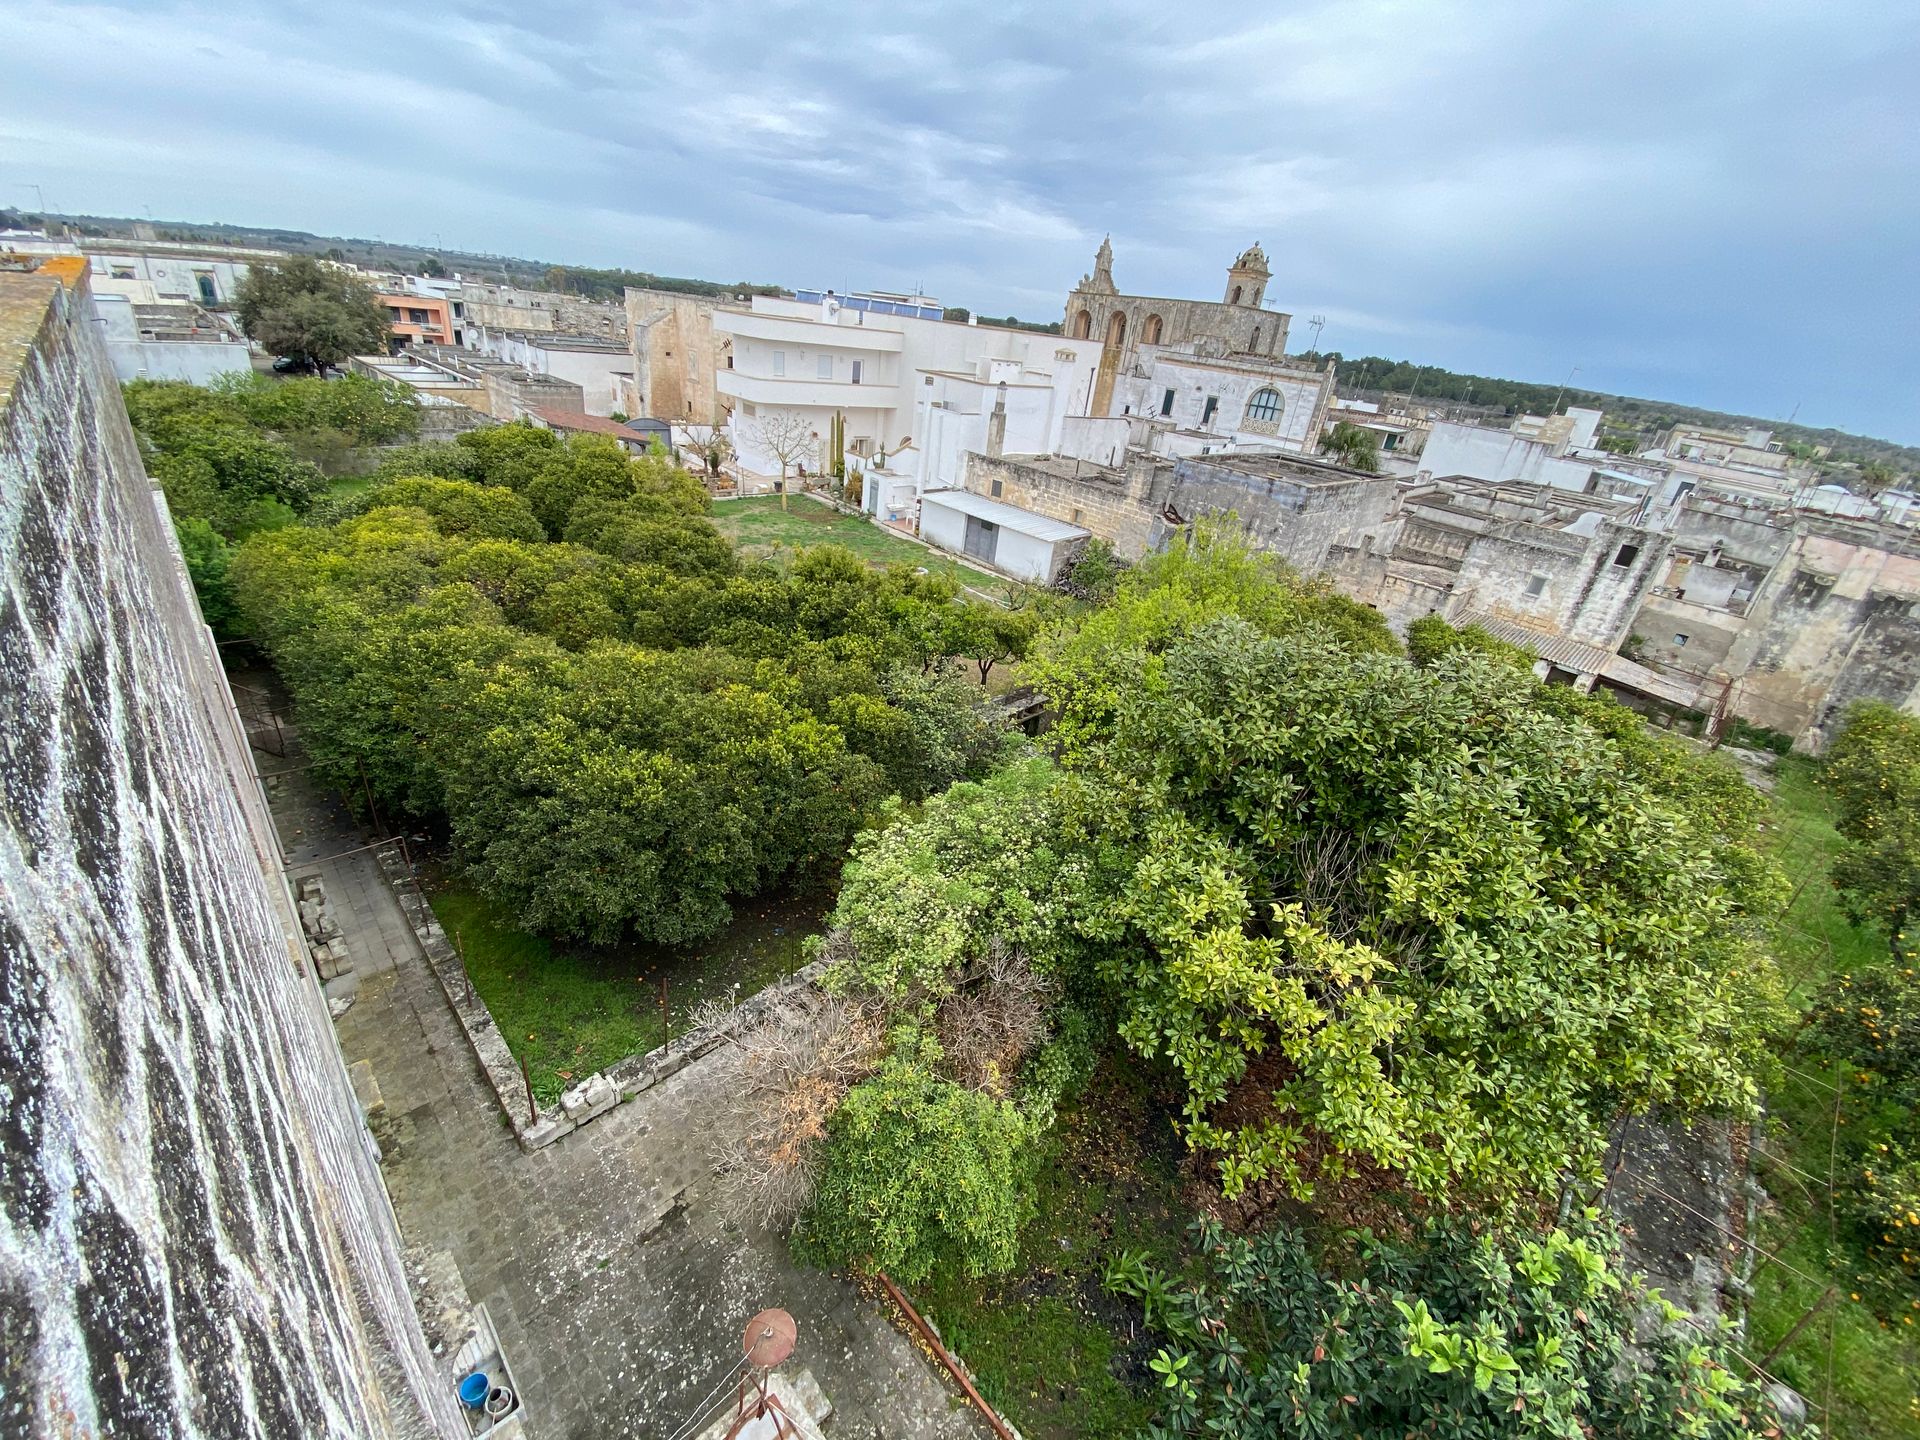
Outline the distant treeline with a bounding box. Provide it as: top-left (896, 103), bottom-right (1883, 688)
top-left (942, 308), bottom-right (1063, 334)
top-left (1317, 350), bottom-right (1920, 472)
top-left (541, 265), bottom-right (782, 303)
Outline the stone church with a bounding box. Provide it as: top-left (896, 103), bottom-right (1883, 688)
top-left (1063, 238), bottom-right (1292, 415)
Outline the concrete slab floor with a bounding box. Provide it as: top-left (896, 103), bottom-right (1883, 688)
top-left (251, 699), bottom-right (986, 1440)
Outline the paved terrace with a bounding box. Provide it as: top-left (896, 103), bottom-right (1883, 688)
top-left (261, 707), bottom-right (984, 1440)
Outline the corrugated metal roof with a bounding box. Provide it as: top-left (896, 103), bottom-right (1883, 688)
top-left (1461, 611), bottom-right (1706, 707)
top-left (919, 489), bottom-right (1090, 543)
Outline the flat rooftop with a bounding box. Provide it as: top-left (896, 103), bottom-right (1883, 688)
top-left (921, 488), bottom-right (1090, 542)
top-left (1180, 450), bottom-right (1383, 486)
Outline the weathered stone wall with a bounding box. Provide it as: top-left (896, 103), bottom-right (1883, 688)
top-left (626, 289), bottom-right (736, 424)
top-left (961, 452), bottom-right (1171, 559)
top-left (0, 272), bottom-right (459, 1437)
top-left (1164, 456), bottom-right (1395, 573)
top-left (1457, 520), bottom-right (1668, 651)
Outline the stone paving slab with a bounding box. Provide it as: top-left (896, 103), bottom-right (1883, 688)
top-left (252, 702), bottom-right (987, 1440)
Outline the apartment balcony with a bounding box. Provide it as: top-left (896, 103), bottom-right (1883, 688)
top-left (713, 309), bottom-right (903, 351)
top-left (717, 369), bottom-right (892, 410)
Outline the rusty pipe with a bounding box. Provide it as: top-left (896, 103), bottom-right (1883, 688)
top-left (874, 1272), bottom-right (1016, 1440)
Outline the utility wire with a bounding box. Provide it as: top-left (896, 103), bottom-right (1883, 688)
top-left (660, 1354), bottom-right (751, 1440)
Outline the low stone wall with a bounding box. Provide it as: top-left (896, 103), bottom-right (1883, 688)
top-left (373, 845), bottom-right (828, 1151)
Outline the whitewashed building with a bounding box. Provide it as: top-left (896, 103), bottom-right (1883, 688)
top-left (712, 291), bottom-right (1102, 491)
top-left (918, 489), bottom-right (1089, 583)
top-left (1112, 348), bottom-right (1336, 459)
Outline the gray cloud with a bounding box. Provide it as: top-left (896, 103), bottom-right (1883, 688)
top-left (5, 0), bottom-right (1916, 439)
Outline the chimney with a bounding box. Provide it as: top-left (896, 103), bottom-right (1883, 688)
top-left (986, 382), bottom-right (1007, 459)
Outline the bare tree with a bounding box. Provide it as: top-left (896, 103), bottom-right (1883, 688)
top-left (746, 410), bottom-right (817, 510)
top-left (934, 942), bottom-right (1053, 1096)
top-left (706, 989), bottom-right (885, 1229)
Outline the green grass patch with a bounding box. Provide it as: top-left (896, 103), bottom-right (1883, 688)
top-left (1749, 752), bottom-right (1920, 1437)
top-left (324, 473), bottom-right (379, 502)
top-left (711, 495), bottom-right (1018, 602)
top-left (427, 881), bottom-right (824, 1105)
top-left (910, 1061), bottom-right (1190, 1440)
top-left (1769, 755), bottom-right (1887, 997)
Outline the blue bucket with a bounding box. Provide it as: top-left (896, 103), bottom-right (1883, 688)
top-left (458, 1372), bottom-right (490, 1408)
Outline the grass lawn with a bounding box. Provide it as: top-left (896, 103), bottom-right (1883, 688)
top-left (1748, 754), bottom-right (1920, 1438)
top-left (427, 881), bottom-right (825, 1106)
top-left (711, 495), bottom-right (1020, 603)
top-left (908, 1060), bottom-right (1192, 1440)
top-left (324, 473), bottom-right (379, 502)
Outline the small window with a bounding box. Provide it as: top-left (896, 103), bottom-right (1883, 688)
top-left (110, 266), bottom-right (135, 280)
top-left (1612, 543), bottom-right (1640, 567)
top-left (817, 354), bottom-right (832, 379)
top-left (1201, 395), bottom-right (1219, 426)
top-left (1672, 633), bottom-right (1691, 647)
top-left (1246, 388), bottom-right (1282, 422)
top-left (1525, 575), bottom-right (1547, 598)
top-left (1072, 508), bottom-right (1083, 523)
top-left (1160, 388), bottom-right (1175, 416)
top-left (771, 350), bottom-right (785, 376)
top-left (991, 479), bottom-right (1004, 498)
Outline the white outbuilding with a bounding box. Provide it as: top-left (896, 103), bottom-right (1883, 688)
top-left (917, 489), bottom-right (1089, 585)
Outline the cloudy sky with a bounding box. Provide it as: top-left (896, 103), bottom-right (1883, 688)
top-left (7, 2), bottom-right (1917, 440)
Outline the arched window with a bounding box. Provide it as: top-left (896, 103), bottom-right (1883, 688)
top-left (1142, 313), bottom-right (1163, 344)
top-left (1230, 284), bottom-right (1243, 305)
top-left (1105, 311), bottom-right (1126, 346)
top-left (1250, 325), bottom-right (1261, 351)
top-left (1246, 388), bottom-right (1282, 423)
top-left (1071, 309), bottom-right (1092, 339)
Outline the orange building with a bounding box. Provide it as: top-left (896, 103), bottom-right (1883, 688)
top-left (376, 292), bottom-right (452, 349)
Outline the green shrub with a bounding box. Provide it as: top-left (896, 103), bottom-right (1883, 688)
top-left (801, 1054), bottom-right (1036, 1284)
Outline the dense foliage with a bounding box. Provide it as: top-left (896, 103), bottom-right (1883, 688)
top-left (1796, 705), bottom-right (1920, 1316)
top-left (128, 373), bottom-right (418, 636)
top-left (233, 254), bottom-right (392, 371)
top-left (1121, 1211), bottom-right (1791, 1439)
top-left (807, 533), bottom-right (1779, 1261)
top-left (230, 420), bottom-right (1024, 944)
top-left (801, 1050), bottom-right (1037, 1284)
top-left (1319, 419), bottom-right (1382, 472)
top-left (1822, 702), bottom-right (1920, 952)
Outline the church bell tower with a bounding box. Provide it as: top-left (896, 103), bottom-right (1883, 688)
top-left (1225, 243), bottom-right (1269, 307)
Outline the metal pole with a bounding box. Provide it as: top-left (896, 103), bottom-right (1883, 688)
top-left (1755, 1285), bottom-right (1834, 1371)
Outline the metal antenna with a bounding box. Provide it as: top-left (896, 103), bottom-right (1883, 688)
top-left (718, 1309), bottom-right (801, 1439)
top-left (1306, 314), bottom-right (1327, 355)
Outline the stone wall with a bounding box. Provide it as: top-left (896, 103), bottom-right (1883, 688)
top-left (1165, 456), bottom-right (1396, 573)
top-left (626, 289), bottom-right (736, 424)
top-left (961, 452), bottom-right (1172, 559)
top-left (0, 270), bottom-right (460, 1437)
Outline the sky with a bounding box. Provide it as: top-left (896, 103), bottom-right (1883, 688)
top-left (6, 2), bottom-right (1918, 442)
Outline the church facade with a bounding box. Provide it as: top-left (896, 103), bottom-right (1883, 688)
top-left (1062, 239), bottom-right (1292, 415)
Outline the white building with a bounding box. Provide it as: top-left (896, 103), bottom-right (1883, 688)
top-left (92, 292), bottom-right (253, 385)
top-left (918, 489), bottom-right (1089, 584)
top-left (712, 292), bottom-right (1102, 496)
top-left (1112, 348), bottom-right (1336, 459)
top-left (465, 331), bottom-right (632, 416)
top-left (3, 235), bottom-right (282, 306)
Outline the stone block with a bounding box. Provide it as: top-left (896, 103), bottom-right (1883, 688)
top-left (559, 1072), bottom-right (618, 1123)
top-left (297, 875), bottom-right (324, 901)
top-left (348, 1059), bottom-right (384, 1116)
top-left (519, 1115), bottom-right (576, 1151)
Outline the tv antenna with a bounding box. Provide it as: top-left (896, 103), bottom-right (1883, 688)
top-left (711, 1309), bottom-right (805, 1439)
top-left (1306, 314), bottom-right (1327, 355)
